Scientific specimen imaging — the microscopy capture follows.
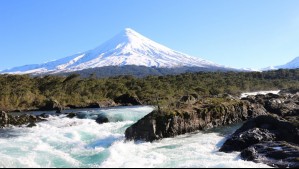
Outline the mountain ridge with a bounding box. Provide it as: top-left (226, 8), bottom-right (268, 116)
top-left (263, 56), bottom-right (299, 70)
top-left (1, 28), bottom-right (228, 74)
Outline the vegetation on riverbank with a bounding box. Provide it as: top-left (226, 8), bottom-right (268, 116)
top-left (0, 69), bottom-right (299, 111)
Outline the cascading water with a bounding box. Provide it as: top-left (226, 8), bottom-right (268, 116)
top-left (0, 106), bottom-right (270, 168)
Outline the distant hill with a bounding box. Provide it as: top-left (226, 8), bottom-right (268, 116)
top-left (56, 65), bottom-right (238, 78)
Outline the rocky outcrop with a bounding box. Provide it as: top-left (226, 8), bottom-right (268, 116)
top-left (242, 93), bottom-right (299, 117)
top-left (66, 112), bottom-right (77, 118)
top-left (241, 141), bottom-right (299, 168)
top-left (0, 111), bottom-right (9, 127)
top-left (0, 111), bottom-right (46, 128)
top-left (114, 94), bottom-right (142, 106)
top-left (220, 92), bottom-right (299, 168)
top-left (220, 115), bottom-right (299, 152)
top-left (125, 91), bottom-right (299, 167)
top-left (125, 99), bottom-right (267, 142)
top-left (39, 99), bottom-right (63, 113)
top-left (219, 128), bottom-right (276, 152)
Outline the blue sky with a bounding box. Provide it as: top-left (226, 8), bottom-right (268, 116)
top-left (1, 0), bottom-right (299, 70)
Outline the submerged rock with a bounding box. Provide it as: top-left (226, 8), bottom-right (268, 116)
top-left (38, 113), bottom-right (50, 118)
top-left (95, 116), bottom-right (109, 124)
top-left (27, 122), bottom-right (37, 128)
top-left (66, 112), bottom-right (77, 119)
top-left (241, 141), bottom-right (299, 168)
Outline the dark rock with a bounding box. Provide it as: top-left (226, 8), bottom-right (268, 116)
top-left (95, 115), bottom-right (109, 124)
top-left (220, 128), bottom-right (276, 152)
top-left (39, 113), bottom-right (50, 118)
top-left (246, 103), bottom-right (268, 117)
top-left (86, 103), bottom-right (101, 108)
top-left (241, 141), bottom-right (299, 168)
top-left (264, 97), bottom-right (299, 117)
top-left (13, 114), bottom-right (40, 126)
top-left (27, 122), bottom-right (37, 128)
top-left (66, 112), bottom-right (77, 119)
top-left (39, 99), bottom-right (63, 112)
top-left (56, 109), bottom-right (62, 114)
top-left (220, 115), bottom-right (299, 152)
top-left (75, 112), bottom-right (88, 119)
top-left (125, 100), bottom-right (266, 142)
top-left (125, 112), bottom-right (159, 142)
top-left (284, 116), bottom-right (299, 128)
top-left (114, 94), bottom-right (142, 106)
top-left (1, 112), bottom-right (46, 127)
top-left (242, 93), bottom-right (299, 117)
top-left (236, 115), bottom-right (299, 144)
top-left (0, 111), bottom-right (9, 127)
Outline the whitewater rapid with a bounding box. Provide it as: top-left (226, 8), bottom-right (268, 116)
top-left (240, 90), bottom-right (280, 98)
top-left (0, 106), bottom-right (270, 168)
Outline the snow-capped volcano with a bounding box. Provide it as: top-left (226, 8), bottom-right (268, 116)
top-left (263, 56), bottom-right (299, 70)
top-left (1, 28), bottom-right (226, 74)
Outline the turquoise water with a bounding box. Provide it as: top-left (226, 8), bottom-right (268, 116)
top-left (0, 106), bottom-right (270, 168)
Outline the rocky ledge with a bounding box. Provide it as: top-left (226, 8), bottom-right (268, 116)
top-left (220, 92), bottom-right (299, 168)
top-left (125, 96), bottom-right (267, 142)
top-left (241, 141), bottom-right (299, 168)
top-left (0, 111), bottom-right (47, 128)
top-left (220, 115), bottom-right (299, 152)
top-left (125, 92), bottom-right (299, 168)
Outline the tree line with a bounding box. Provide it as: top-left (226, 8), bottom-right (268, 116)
top-left (0, 69), bottom-right (299, 111)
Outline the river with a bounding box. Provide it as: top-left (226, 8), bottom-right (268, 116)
top-left (0, 106), bottom-right (270, 168)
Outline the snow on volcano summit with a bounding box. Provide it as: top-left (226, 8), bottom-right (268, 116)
top-left (1, 28), bottom-right (224, 74)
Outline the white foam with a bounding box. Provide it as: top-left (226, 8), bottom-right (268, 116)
top-left (0, 106), bottom-right (270, 168)
top-left (100, 132), bottom-right (270, 168)
top-left (240, 90), bottom-right (280, 98)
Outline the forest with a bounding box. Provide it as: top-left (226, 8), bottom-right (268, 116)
top-left (0, 69), bottom-right (299, 112)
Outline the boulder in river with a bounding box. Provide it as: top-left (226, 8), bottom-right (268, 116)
top-left (66, 112), bottom-right (77, 119)
top-left (241, 141), bottom-right (299, 168)
top-left (95, 115), bottom-right (109, 124)
top-left (220, 115), bottom-right (299, 152)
